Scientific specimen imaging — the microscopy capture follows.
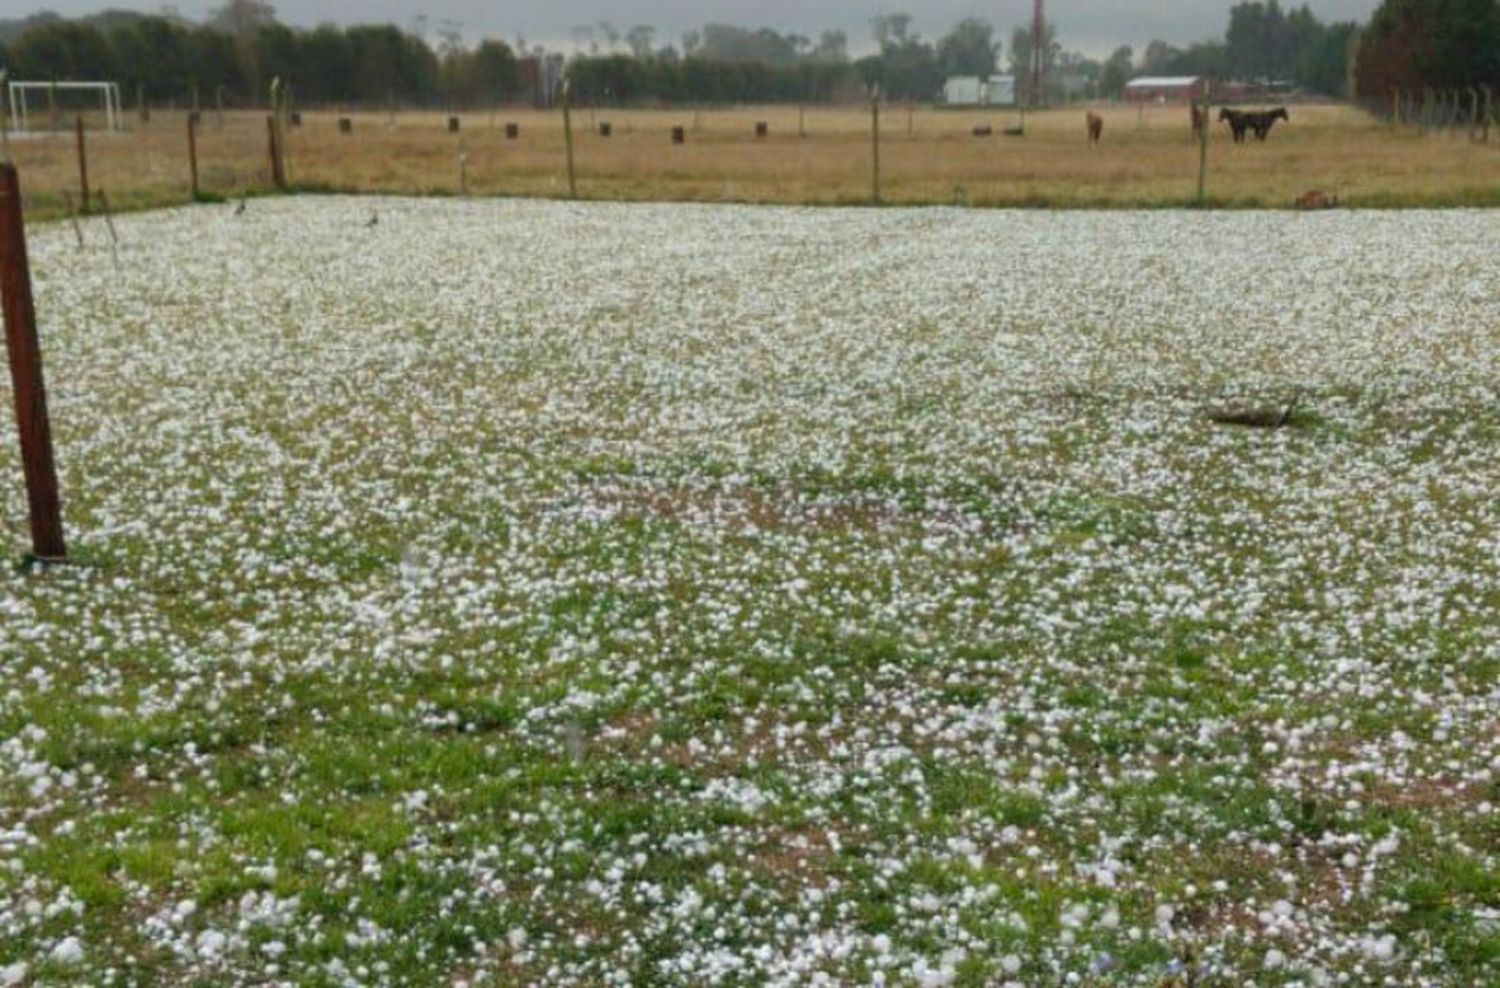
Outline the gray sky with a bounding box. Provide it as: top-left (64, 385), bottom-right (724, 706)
top-left (5, 1), bottom-right (1380, 56)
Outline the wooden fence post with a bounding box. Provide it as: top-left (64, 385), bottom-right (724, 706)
top-left (187, 112), bottom-right (200, 198)
top-left (74, 115), bottom-right (90, 214)
top-left (1196, 96), bottom-right (1211, 206)
top-left (0, 163), bottom-right (67, 562)
top-left (267, 116), bottom-right (285, 189)
top-left (870, 86), bottom-right (881, 204)
top-left (1483, 85), bottom-right (1494, 143)
top-left (562, 78), bottom-right (577, 199)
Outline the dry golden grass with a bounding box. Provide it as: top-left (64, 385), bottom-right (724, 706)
top-left (5, 101), bottom-right (1498, 218)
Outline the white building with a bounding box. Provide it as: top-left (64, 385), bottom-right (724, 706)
top-left (943, 75), bottom-right (1016, 107)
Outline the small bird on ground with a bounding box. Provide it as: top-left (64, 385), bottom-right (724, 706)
top-left (366, 211), bottom-right (379, 228)
top-left (233, 198), bottom-right (247, 216)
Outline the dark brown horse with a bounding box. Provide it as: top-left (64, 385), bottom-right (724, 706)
top-left (1086, 111), bottom-right (1103, 145)
top-left (1246, 107), bottom-right (1289, 141)
top-left (1219, 108), bottom-right (1250, 143)
top-left (1220, 107), bottom-right (1289, 143)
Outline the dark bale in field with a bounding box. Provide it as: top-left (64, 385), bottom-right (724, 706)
top-left (973, 124), bottom-right (994, 137)
top-left (671, 126), bottom-right (686, 144)
top-left (755, 122), bottom-right (769, 137)
top-left (1208, 395), bottom-right (1302, 429)
top-left (447, 116), bottom-right (460, 133)
top-left (338, 117), bottom-right (352, 135)
top-left (505, 123), bottom-right (520, 139)
top-left (599, 122), bottom-right (612, 137)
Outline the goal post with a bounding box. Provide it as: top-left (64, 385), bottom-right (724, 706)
top-left (7, 81), bottom-right (123, 133)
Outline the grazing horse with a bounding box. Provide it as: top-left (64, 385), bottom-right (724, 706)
top-left (1218, 107), bottom-right (1250, 143)
top-left (1086, 111), bottom-right (1103, 145)
top-left (1247, 107), bottom-right (1289, 141)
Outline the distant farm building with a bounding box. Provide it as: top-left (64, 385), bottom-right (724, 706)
top-left (1124, 77), bottom-right (1209, 104)
top-left (943, 75), bottom-right (1016, 107)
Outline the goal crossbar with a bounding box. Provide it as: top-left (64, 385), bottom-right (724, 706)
top-left (7, 81), bottom-right (123, 133)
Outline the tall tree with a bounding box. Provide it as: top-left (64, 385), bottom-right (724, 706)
top-left (211, 0), bottom-right (276, 38)
top-left (937, 18), bottom-right (998, 77)
top-left (625, 25), bottom-right (656, 60)
top-left (1099, 45), bottom-right (1134, 98)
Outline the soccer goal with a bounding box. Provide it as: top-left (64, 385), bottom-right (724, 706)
top-left (7, 81), bottom-right (124, 133)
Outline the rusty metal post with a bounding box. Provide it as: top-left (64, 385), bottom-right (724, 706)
top-left (0, 164), bottom-right (67, 561)
top-left (74, 116), bottom-right (90, 214)
top-left (188, 112), bottom-right (200, 198)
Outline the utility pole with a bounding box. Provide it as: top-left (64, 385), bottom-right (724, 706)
top-left (1031, 0), bottom-right (1046, 109)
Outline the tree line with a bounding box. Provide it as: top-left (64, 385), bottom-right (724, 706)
top-left (1354, 0), bottom-right (1500, 100)
top-left (0, 5), bottom-right (520, 109)
top-left (0, 1), bottom-right (1495, 110)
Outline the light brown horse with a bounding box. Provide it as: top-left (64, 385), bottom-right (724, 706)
top-left (1191, 104), bottom-right (1206, 140)
top-left (1086, 112), bottom-right (1103, 145)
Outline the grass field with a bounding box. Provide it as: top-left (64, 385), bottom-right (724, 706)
top-left (0, 197), bottom-right (1495, 984)
top-left (3, 101), bottom-right (1499, 220)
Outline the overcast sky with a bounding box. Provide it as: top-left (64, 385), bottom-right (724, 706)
top-left (5, 1), bottom-right (1380, 56)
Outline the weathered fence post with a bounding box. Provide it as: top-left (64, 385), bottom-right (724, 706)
top-left (1483, 85), bottom-right (1494, 143)
top-left (798, 104), bottom-right (806, 139)
top-left (267, 116), bottom-right (286, 189)
top-left (137, 84), bottom-right (148, 125)
top-left (870, 86), bottom-right (881, 204)
top-left (1196, 96), bottom-right (1211, 206)
top-left (74, 116), bottom-right (90, 215)
top-left (215, 85), bottom-right (225, 131)
top-left (267, 78), bottom-right (287, 189)
top-left (562, 78), bottom-right (577, 200)
top-left (187, 112), bottom-right (200, 198)
top-left (0, 163), bottom-right (68, 562)
top-left (1390, 88), bottom-right (1401, 125)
